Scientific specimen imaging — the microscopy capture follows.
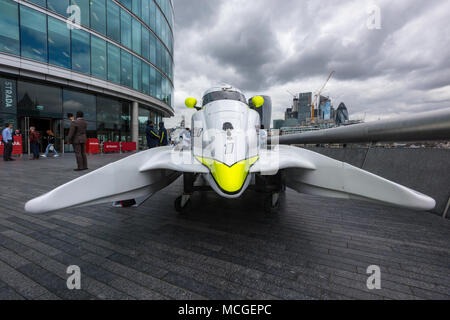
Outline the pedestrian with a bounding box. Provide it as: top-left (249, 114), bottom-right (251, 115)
top-left (42, 130), bottom-right (60, 158)
top-left (146, 121), bottom-right (160, 149)
top-left (158, 122), bottom-right (168, 146)
top-left (2, 123), bottom-right (14, 161)
top-left (68, 111), bottom-right (88, 171)
top-left (29, 126), bottom-right (41, 160)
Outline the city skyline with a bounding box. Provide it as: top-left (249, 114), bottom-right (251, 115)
top-left (167, 0), bottom-right (450, 128)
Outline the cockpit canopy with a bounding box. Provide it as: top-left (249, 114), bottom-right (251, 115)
top-left (202, 87), bottom-right (247, 107)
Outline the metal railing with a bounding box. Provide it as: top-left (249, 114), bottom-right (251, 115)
top-left (274, 107), bottom-right (450, 145)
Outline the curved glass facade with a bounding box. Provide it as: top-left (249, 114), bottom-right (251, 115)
top-left (0, 0), bottom-right (174, 107)
top-left (0, 0), bottom-right (174, 152)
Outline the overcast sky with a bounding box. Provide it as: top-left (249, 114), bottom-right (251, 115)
top-left (164, 0), bottom-right (450, 128)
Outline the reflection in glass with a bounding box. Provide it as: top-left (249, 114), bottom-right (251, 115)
top-left (120, 9), bottom-right (132, 49)
top-left (71, 0), bottom-right (90, 27)
top-left (107, 1), bottom-right (120, 42)
top-left (20, 5), bottom-right (47, 63)
top-left (97, 95), bottom-right (121, 142)
top-left (142, 63), bottom-right (149, 95)
top-left (91, 36), bottom-right (107, 80)
top-left (48, 17), bottom-right (71, 69)
top-left (63, 89), bottom-right (96, 122)
top-left (132, 0), bottom-right (142, 18)
top-left (121, 50), bottom-right (133, 88)
top-left (0, 0), bottom-right (20, 56)
top-left (71, 29), bottom-right (90, 74)
top-left (47, 0), bottom-right (69, 17)
top-left (149, 32), bottom-right (156, 64)
top-left (133, 56), bottom-right (142, 92)
top-left (132, 19), bottom-right (142, 55)
top-left (27, 0), bottom-right (46, 7)
top-left (17, 81), bottom-right (62, 118)
top-left (142, 28), bottom-right (150, 61)
top-left (107, 43), bottom-right (121, 84)
top-left (149, 0), bottom-right (156, 31)
top-left (120, 0), bottom-right (132, 11)
top-left (91, 0), bottom-right (106, 35)
top-left (142, 0), bottom-right (150, 26)
top-left (150, 67), bottom-right (156, 96)
top-left (121, 101), bottom-right (131, 142)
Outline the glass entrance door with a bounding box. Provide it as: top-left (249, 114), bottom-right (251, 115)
top-left (19, 117), bottom-right (64, 155)
top-left (19, 116), bottom-right (30, 155)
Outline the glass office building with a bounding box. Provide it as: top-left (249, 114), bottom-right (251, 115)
top-left (0, 0), bottom-right (174, 152)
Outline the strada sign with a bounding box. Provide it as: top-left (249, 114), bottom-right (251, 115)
top-left (0, 77), bottom-right (16, 113)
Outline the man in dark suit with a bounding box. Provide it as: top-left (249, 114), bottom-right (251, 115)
top-left (68, 111), bottom-right (88, 171)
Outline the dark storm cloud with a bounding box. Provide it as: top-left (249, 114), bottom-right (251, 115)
top-left (169, 0), bottom-right (450, 126)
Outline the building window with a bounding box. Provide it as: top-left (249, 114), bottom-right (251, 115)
top-left (142, 0), bottom-right (150, 26)
top-left (149, 66), bottom-right (156, 96)
top-left (132, 19), bottom-right (142, 55)
top-left (97, 96), bottom-right (121, 142)
top-left (156, 71), bottom-right (161, 100)
top-left (155, 8), bottom-right (161, 39)
top-left (132, 0), bottom-right (142, 18)
top-left (133, 56), bottom-right (142, 91)
top-left (141, 28), bottom-right (150, 61)
top-left (107, 1), bottom-right (121, 42)
top-left (20, 5), bottom-right (48, 63)
top-left (121, 101), bottom-right (131, 141)
top-left (71, 0), bottom-right (90, 27)
top-left (27, 0), bottom-right (46, 7)
top-left (149, 0), bottom-right (156, 31)
top-left (90, 0), bottom-right (106, 35)
top-left (120, 49), bottom-right (132, 88)
top-left (107, 43), bottom-right (121, 84)
top-left (47, 0), bottom-right (69, 17)
top-left (120, 0), bottom-right (132, 11)
top-left (71, 29), bottom-right (90, 74)
top-left (138, 106), bottom-right (150, 148)
top-left (48, 17), bottom-right (71, 69)
top-left (91, 36), bottom-right (107, 80)
top-left (63, 89), bottom-right (96, 122)
top-left (0, 0), bottom-right (20, 56)
top-left (142, 63), bottom-right (149, 95)
top-left (120, 9), bottom-right (132, 49)
top-left (149, 32), bottom-right (156, 64)
top-left (156, 41), bottom-right (161, 70)
top-left (17, 81), bottom-right (62, 118)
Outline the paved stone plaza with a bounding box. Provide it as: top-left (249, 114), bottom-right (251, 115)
top-left (0, 153), bottom-right (449, 300)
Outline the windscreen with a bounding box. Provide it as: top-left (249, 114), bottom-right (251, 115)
top-left (202, 91), bottom-right (247, 106)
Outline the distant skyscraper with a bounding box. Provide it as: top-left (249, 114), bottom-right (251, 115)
top-left (335, 103), bottom-right (349, 125)
top-left (298, 92), bottom-right (312, 123)
top-left (319, 96), bottom-right (331, 120)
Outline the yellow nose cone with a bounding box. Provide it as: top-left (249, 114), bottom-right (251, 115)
top-left (196, 156), bottom-right (259, 194)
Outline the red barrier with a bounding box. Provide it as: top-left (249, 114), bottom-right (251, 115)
top-left (85, 138), bottom-right (100, 154)
top-left (0, 136), bottom-right (23, 156)
top-left (121, 142), bottom-right (137, 152)
top-left (103, 142), bottom-right (120, 153)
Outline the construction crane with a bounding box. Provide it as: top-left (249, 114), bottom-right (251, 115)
top-left (311, 71), bottom-right (335, 121)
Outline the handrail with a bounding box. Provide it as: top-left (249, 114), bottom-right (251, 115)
top-left (274, 107), bottom-right (450, 145)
